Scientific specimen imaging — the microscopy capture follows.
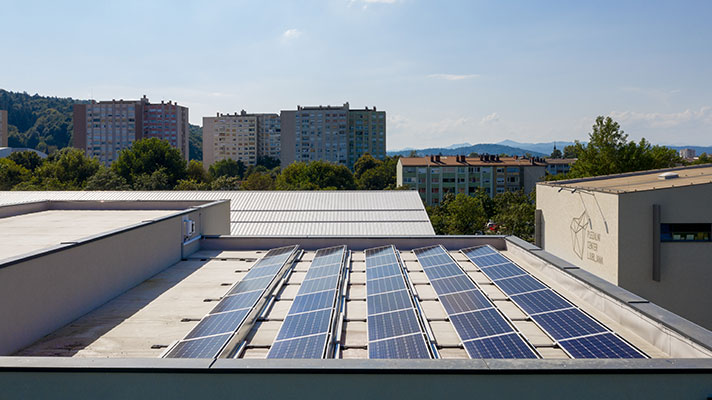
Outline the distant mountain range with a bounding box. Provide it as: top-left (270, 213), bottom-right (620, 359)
top-left (389, 139), bottom-right (712, 158)
top-left (387, 143), bottom-right (547, 157)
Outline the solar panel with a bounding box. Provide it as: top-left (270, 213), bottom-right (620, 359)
top-left (185, 309), bottom-right (250, 339)
top-left (510, 289), bottom-right (572, 315)
top-left (479, 263), bottom-right (526, 280)
top-left (367, 308), bottom-right (423, 341)
top-left (366, 275), bottom-right (406, 295)
top-left (290, 290), bottom-right (337, 314)
top-left (211, 290), bottom-right (263, 314)
top-left (450, 308), bottom-right (513, 341)
top-left (275, 308), bottom-right (333, 341)
top-left (558, 333), bottom-right (645, 359)
top-left (460, 245), bottom-right (647, 359)
top-left (299, 274), bottom-right (341, 294)
top-left (267, 246), bottom-right (346, 359)
top-left (365, 245), bottom-right (432, 359)
top-left (493, 275), bottom-right (547, 296)
top-left (268, 333), bottom-right (329, 359)
top-left (439, 290), bottom-right (492, 314)
top-left (369, 333), bottom-right (431, 359)
top-left (413, 245), bottom-right (539, 360)
top-left (531, 308), bottom-right (607, 340)
top-left (165, 245), bottom-right (299, 359)
top-left (429, 275), bottom-right (476, 295)
top-left (463, 333), bottom-right (538, 359)
top-left (367, 289), bottom-right (414, 315)
top-left (420, 263), bottom-right (464, 280)
top-left (164, 333), bottom-right (231, 358)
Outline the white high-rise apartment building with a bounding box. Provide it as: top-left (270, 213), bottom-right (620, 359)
top-left (202, 111), bottom-right (258, 167)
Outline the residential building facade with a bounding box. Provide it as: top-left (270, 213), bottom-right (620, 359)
top-left (397, 155), bottom-right (547, 205)
top-left (545, 158), bottom-right (575, 176)
top-left (0, 110), bottom-right (7, 147)
top-left (256, 113), bottom-right (281, 161)
top-left (347, 107), bottom-right (386, 169)
top-left (202, 111), bottom-right (258, 167)
top-left (280, 103), bottom-right (386, 169)
top-left (73, 96), bottom-right (189, 165)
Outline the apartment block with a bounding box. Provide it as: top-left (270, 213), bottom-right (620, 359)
top-left (0, 110), bottom-right (7, 147)
top-left (257, 113), bottom-right (281, 161)
top-left (280, 102), bottom-right (386, 169)
top-left (397, 155), bottom-right (547, 205)
top-left (203, 111), bottom-right (258, 167)
top-left (348, 107), bottom-right (386, 169)
top-left (73, 96), bottom-right (189, 165)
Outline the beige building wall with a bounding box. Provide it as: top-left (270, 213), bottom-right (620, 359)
top-left (0, 110), bottom-right (8, 147)
top-left (201, 113), bottom-right (257, 168)
top-left (538, 181), bottom-right (712, 330)
top-left (618, 184), bottom-right (712, 329)
top-left (536, 184), bottom-right (620, 284)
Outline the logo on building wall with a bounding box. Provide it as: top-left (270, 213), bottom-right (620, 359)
top-left (568, 192), bottom-right (607, 264)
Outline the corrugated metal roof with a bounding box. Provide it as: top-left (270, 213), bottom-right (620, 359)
top-left (0, 191), bottom-right (434, 236)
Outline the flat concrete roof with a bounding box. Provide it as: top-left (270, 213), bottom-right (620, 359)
top-left (0, 210), bottom-right (176, 261)
top-left (541, 164), bottom-right (712, 194)
top-left (17, 240), bottom-right (704, 360)
top-left (0, 191), bottom-right (435, 236)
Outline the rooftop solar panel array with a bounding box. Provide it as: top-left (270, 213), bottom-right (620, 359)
top-left (365, 246), bottom-right (432, 359)
top-left (165, 245), bottom-right (298, 358)
top-left (413, 245), bottom-right (538, 359)
top-left (267, 246), bottom-right (346, 359)
top-left (461, 245), bottom-right (646, 359)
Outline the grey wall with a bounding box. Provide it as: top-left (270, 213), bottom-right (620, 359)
top-left (0, 359), bottom-right (711, 400)
top-left (618, 184), bottom-right (712, 330)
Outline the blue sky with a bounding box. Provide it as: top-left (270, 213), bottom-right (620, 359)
top-left (1, 0), bottom-right (711, 150)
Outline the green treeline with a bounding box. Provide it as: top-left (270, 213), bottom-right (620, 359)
top-left (0, 138), bottom-right (400, 192)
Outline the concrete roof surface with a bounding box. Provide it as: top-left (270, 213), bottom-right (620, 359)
top-left (0, 191), bottom-right (434, 236)
top-left (541, 164), bottom-right (712, 193)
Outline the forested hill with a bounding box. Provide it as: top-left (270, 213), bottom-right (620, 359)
top-left (0, 89), bottom-right (87, 153)
top-left (0, 89), bottom-right (204, 160)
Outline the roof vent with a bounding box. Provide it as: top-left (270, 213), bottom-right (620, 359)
top-left (658, 172), bottom-right (679, 180)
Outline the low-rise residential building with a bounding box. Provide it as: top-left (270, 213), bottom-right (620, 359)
top-left (397, 155), bottom-right (547, 205)
top-left (0, 110), bottom-right (7, 147)
top-left (545, 158), bottom-right (576, 176)
top-left (73, 96), bottom-right (189, 165)
top-left (537, 164), bottom-right (712, 330)
top-left (680, 148), bottom-right (696, 160)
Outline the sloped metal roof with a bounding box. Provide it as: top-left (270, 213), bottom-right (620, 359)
top-left (0, 191), bottom-right (434, 236)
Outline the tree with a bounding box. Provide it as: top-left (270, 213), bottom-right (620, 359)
top-left (489, 190), bottom-right (536, 242)
top-left (550, 147), bottom-right (562, 159)
top-left (133, 168), bottom-right (172, 190)
top-left (33, 147), bottom-right (101, 189)
top-left (242, 172), bottom-right (276, 190)
top-left (691, 153), bottom-right (712, 165)
top-left (174, 179), bottom-right (210, 190)
top-left (188, 125), bottom-right (202, 161)
top-left (563, 145), bottom-right (579, 159)
top-left (209, 158), bottom-right (245, 179)
top-left (426, 193), bottom-right (489, 235)
top-left (276, 161), bottom-right (356, 190)
top-left (0, 159), bottom-right (30, 190)
top-left (257, 156), bottom-right (280, 169)
top-left (568, 116), bottom-right (681, 178)
top-left (210, 176), bottom-right (241, 190)
top-left (8, 151), bottom-right (44, 171)
top-left (112, 138), bottom-right (186, 187)
top-left (84, 167), bottom-right (131, 190)
top-left (186, 160), bottom-right (210, 183)
top-left (354, 153), bottom-right (379, 178)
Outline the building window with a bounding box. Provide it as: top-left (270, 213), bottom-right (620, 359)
top-left (432, 177), bottom-right (439, 183)
top-left (661, 223), bottom-right (711, 242)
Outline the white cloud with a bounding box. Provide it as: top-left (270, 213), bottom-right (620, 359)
top-left (480, 112), bottom-right (500, 125)
top-left (428, 73), bottom-right (479, 81)
top-left (282, 28), bottom-right (302, 41)
top-left (609, 107), bottom-right (712, 129)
